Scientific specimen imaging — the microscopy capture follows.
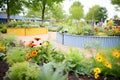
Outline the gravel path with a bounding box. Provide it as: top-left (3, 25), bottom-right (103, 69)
top-left (17, 32), bottom-right (96, 58)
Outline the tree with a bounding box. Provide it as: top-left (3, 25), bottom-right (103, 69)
top-left (0, 0), bottom-right (25, 23)
top-left (85, 5), bottom-right (108, 22)
top-left (111, 0), bottom-right (120, 6)
top-left (69, 1), bottom-right (84, 20)
top-left (51, 4), bottom-right (66, 21)
top-left (25, 0), bottom-right (64, 25)
top-left (111, 0), bottom-right (120, 11)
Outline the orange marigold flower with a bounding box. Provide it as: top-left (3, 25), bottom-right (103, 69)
top-left (32, 51), bottom-right (37, 56)
top-left (34, 37), bottom-right (41, 41)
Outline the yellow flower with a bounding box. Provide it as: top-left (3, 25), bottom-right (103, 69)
top-left (96, 54), bottom-right (104, 62)
top-left (94, 73), bottom-right (99, 79)
top-left (112, 49), bottom-right (120, 58)
top-left (94, 67), bottom-right (101, 74)
top-left (104, 61), bottom-right (112, 69)
top-left (107, 20), bottom-right (114, 26)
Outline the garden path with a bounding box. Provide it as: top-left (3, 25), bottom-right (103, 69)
top-left (17, 32), bottom-right (96, 58)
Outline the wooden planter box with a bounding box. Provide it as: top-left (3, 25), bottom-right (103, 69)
top-left (7, 28), bottom-right (48, 36)
top-left (56, 32), bottom-right (120, 48)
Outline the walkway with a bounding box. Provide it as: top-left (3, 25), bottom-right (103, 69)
top-left (17, 32), bottom-right (96, 58)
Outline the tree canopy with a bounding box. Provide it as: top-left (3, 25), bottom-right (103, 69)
top-left (111, 0), bottom-right (120, 11)
top-left (85, 5), bottom-right (108, 22)
top-left (25, 0), bottom-right (64, 25)
top-left (69, 1), bottom-right (84, 20)
top-left (0, 0), bottom-right (25, 23)
top-left (111, 0), bottom-right (120, 6)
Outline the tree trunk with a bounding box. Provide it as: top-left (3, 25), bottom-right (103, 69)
top-left (7, 0), bottom-right (10, 23)
top-left (41, 3), bottom-right (46, 26)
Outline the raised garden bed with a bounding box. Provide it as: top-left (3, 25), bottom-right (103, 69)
top-left (7, 28), bottom-right (48, 36)
top-left (56, 32), bottom-right (120, 48)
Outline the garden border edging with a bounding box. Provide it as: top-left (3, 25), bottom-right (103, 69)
top-left (56, 32), bottom-right (120, 48)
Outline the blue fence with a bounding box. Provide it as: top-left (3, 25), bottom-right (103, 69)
top-left (56, 32), bottom-right (120, 48)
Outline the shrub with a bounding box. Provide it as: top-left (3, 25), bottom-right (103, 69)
top-left (91, 48), bottom-right (120, 79)
top-left (38, 62), bottom-right (67, 80)
top-left (64, 48), bottom-right (86, 75)
top-left (26, 41), bottom-right (65, 65)
top-left (6, 47), bottom-right (29, 65)
top-left (4, 61), bottom-right (40, 80)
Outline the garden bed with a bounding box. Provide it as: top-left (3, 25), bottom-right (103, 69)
top-left (7, 28), bottom-right (48, 36)
top-left (56, 32), bottom-right (120, 48)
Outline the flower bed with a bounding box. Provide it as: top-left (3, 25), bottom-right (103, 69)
top-left (7, 28), bottom-right (48, 36)
top-left (56, 32), bottom-right (120, 48)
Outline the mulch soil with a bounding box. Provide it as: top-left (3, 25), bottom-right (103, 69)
top-left (0, 59), bottom-right (9, 80)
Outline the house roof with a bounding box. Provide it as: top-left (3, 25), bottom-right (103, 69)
top-left (0, 14), bottom-right (24, 20)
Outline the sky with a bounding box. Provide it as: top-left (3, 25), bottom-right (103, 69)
top-left (62, 0), bottom-right (120, 19)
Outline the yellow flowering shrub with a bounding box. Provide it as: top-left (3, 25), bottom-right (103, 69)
top-left (92, 48), bottom-right (120, 79)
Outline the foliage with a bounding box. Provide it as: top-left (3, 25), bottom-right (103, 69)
top-left (7, 21), bottom-right (40, 28)
top-left (64, 48), bottom-right (85, 75)
top-left (82, 26), bottom-right (95, 36)
top-left (0, 43), bottom-right (6, 53)
top-left (58, 21), bottom-right (120, 36)
top-left (69, 1), bottom-right (84, 20)
top-left (50, 4), bottom-right (66, 20)
top-left (91, 48), bottom-right (120, 79)
top-left (37, 62), bottom-right (67, 80)
top-left (0, 34), bottom-right (16, 49)
top-left (0, 24), bottom-right (7, 33)
top-left (26, 40), bottom-right (65, 65)
top-left (85, 5), bottom-right (108, 22)
top-left (0, 52), bottom-right (6, 60)
top-left (25, 0), bottom-right (64, 24)
top-left (4, 61), bottom-right (40, 80)
top-left (0, 0), bottom-right (26, 22)
top-left (6, 47), bottom-right (29, 65)
top-left (111, 0), bottom-right (120, 5)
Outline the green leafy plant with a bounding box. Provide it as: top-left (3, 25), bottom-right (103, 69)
top-left (4, 61), bottom-right (40, 80)
top-left (64, 48), bottom-right (85, 75)
top-left (91, 48), bottom-right (120, 79)
top-left (26, 41), bottom-right (65, 65)
top-left (6, 47), bottom-right (29, 65)
top-left (37, 62), bottom-right (67, 80)
top-left (7, 21), bottom-right (40, 28)
top-left (0, 34), bottom-right (17, 48)
top-left (0, 52), bottom-right (6, 60)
